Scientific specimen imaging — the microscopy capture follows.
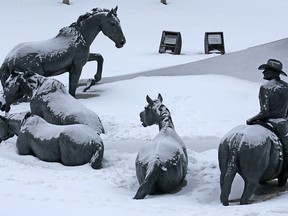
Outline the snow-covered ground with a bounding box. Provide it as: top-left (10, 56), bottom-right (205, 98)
top-left (1, 0), bottom-right (288, 215)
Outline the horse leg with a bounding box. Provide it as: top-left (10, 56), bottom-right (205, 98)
top-left (218, 141), bottom-right (237, 206)
top-left (16, 135), bottom-right (33, 155)
top-left (88, 53), bottom-right (104, 83)
top-left (69, 65), bottom-right (83, 97)
top-left (89, 141), bottom-right (104, 169)
top-left (220, 166), bottom-right (237, 206)
top-left (240, 179), bottom-right (259, 205)
top-left (82, 53), bottom-right (104, 92)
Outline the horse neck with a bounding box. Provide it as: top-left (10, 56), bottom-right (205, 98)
top-left (7, 113), bottom-right (25, 136)
top-left (157, 105), bottom-right (174, 130)
top-left (78, 14), bottom-right (103, 46)
top-left (26, 76), bottom-right (46, 97)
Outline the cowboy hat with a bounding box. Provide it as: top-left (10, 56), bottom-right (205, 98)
top-left (258, 59), bottom-right (287, 76)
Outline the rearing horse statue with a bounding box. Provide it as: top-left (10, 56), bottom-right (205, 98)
top-left (0, 7), bottom-right (126, 96)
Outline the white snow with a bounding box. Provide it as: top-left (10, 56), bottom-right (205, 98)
top-left (137, 127), bottom-right (186, 163)
top-left (6, 26), bottom-right (83, 61)
top-left (22, 114), bottom-right (102, 144)
top-left (15, 73), bottom-right (105, 134)
top-left (220, 124), bottom-right (280, 149)
top-left (1, 0), bottom-right (288, 215)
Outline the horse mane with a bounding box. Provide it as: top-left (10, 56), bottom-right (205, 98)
top-left (40, 77), bottom-right (66, 94)
top-left (57, 8), bottom-right (111, 41)
top-left (158, 104), bottom-right (174, 129)
top-left (26, 74), bottom-right (66, 96)
top-left (149, 98), bottom-right (174, 129)
top-left (75, 8), bottom-right (111, 27)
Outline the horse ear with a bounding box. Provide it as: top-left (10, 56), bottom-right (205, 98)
top-left (146, 95), bottom-right (154, 106)
top-left (24, 112), bottom-right (32, 119)
top-left (114, 6), bottom-right (118, 15)
top-left (158, 93), bottom-right (163, 103)
top-left (107, 7), bottom-right (117, 17)
top-left (107, 8), bottom-right (113, 17)
top-left (22, 112), bottom-right (32, 124)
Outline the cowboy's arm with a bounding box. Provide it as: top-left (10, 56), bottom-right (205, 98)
top-left (247, 86), bottom-right (270, 124)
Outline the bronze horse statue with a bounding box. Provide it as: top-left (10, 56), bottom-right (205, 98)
top-left (218, 124), bottom-right (285, 205)
top-left (0, 7), bottom-right (126, 96)
top-left (134, 94), bottom-right (188, 199)
top-left (1, 71), bottom-right (104, 135)
top-left (0, 112), bottom-right (104, 169)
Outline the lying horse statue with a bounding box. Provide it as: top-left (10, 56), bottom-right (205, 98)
top-left (0, 112), bottom-right (104, 169)
top-left (134, 94), bottom-right (188, 199)
top-left (0, 112), bottom-right (27, 142)
top-left (0, 7), bottom-right (126, 96)
top-left (1, 71), bottom-right (104, 135)
top-left (218, 124), bottom-right (285, 205)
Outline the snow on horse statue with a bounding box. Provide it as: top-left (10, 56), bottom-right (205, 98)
top-left (0, 112), bottom-right (104, 169)
top-left (1, 71), bottom-right (104, 135)
top-left (0, 112), bottom-right (27, 142)
top-left (0, 7), bottom-right (126, 96)
top-left (134, 94), bottom-right (188, 199)
top-left (218, 124), bottom-right (285, 205)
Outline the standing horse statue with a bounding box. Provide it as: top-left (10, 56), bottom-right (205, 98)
top-left (134, 94), bottom-right (188, 199)
top-left (0, 112), bottom-right (104, 169)
top-left (1, 71), bottom-right (104, 135)
top-left (218, 124), bottom-right (285, 205)
top-left (0, 7), bottom-right (126, 96)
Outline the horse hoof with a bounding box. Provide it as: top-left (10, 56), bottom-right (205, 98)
top-left (278, 176), bottom-right (287, 187)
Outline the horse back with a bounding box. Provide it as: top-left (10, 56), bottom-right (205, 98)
top-left (136, 127), bottom-right (187, 194)
top-left (138, 128), bottom-right (187, 165)
top-left (29, 81), bottom-right (104, 134)
top-left (2, 29), bottom-right (88, 77)
top-left (219, 124), bottom-right (283, 182)
top-left (58, 125), bottom-right (103, 166)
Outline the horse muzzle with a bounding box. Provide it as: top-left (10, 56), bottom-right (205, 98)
top-left (115, 39), bottom-right (126, 48)
top-left (140, 112), bottom-right (147, 127)
top-left (0, 103), bottom-right (11, 113)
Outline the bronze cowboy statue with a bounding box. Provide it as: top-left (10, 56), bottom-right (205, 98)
top-left (218, 59), bottom-right (288, 205)
top-left (246, 59), bottom-right (288, 185)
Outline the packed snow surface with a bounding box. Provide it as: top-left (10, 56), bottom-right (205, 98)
top-left (1, 0), bottom-right (288, 215)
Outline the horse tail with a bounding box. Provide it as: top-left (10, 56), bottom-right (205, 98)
top-left (134, 158), bottom-right (160, 199)
top-left (89, 141), bottom-right (104, 169)
top-left (219, 134), bottom-right (239, 205)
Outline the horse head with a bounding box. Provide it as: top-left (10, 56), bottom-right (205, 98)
top-left (1, 71), bottom-right (34, 112)
top-left (140, 94), bottom-right (163, 127)
top-left (99, 7), bottom-right (126, 48)
top-left (0, 115), bottom-right (14, 142)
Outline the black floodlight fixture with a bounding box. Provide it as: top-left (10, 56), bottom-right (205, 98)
top-left (159, 31), bottom-right (182, 55)
top-left (204, 32), bottom-right (225, 54)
